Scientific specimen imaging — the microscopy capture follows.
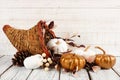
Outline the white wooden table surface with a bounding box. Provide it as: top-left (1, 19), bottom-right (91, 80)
top-left (0, 55), bottom-right (120, 80)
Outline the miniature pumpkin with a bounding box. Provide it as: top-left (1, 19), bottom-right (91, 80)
top-left (72, 46), bottom-right (96, 63)
top-left (47, 38), bottom-right (68, 54)
top-left (95, 46), bottom-right (116, 69)
top-left (60, 53), bottom-right (86, 71)
top-left (82, 46), bottom-right (96, 63)
top-left (72, 48), bottom-right (84, 55)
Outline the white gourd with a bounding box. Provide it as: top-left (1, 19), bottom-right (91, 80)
top-left (47, 39), bottom-right (68, 54)
top-left (24, 54), bottom-right (43, 69)
top-left (83, 49), bottom-right (96, 57)
top-left (72, 48), bottom-right (84, 55)
top-left (83, 46), bottom-right (96, 63)
top-left (72, 46), bottom-right (96, 63)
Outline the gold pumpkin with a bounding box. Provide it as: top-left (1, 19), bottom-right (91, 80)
top-left (95, 46), bottom-right (116, 69)
top-left (60, 53), bottom-right (86, 71)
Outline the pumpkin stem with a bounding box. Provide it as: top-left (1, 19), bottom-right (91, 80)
top-left (56, 40), bottom-right (60, 45)
top-left (95, 46), bottom-right (106, 54)
top-left (84, 46), bottom-right (91, 52)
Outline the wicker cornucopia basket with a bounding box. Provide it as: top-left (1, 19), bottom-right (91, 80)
top-left (3, 20), bottom-right (56, 57)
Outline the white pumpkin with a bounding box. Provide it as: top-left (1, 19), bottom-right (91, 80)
top-left (83, 46), bottom-right (96, 63)
top-left (24, 54), bottom-right (43, 69)
top-left (72, 46), bottom-right (96, 63)
top-left (72, 48), bottom-right (84, 55)
top-left (83, 49), bottom-right (96, 63)
top-left (47, 38), bottom-right (68, 54)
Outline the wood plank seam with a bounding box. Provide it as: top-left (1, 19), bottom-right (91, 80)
top-left (11, 69), bottom-right (21, 80)
top-left (26, 70), bottom-right (33, 80)
top-left (0, 55), bottom-right (5, 58)
top-left (48, 72), bottom-right (60, 80)
top-left (86, 69), bottom-right (92, 80)
top-left (0, 65), bottom-right (13, 77)
top-left (2, 7), bottom-right (120, 9)
top-left (112, 68), bottom-right (120, 77)
top-left (59, 68), bottom-right (61, 80)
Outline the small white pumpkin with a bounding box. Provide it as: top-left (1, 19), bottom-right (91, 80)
top-left (72, 46), bottom-right (96, 63)
top-left (82, 46), bottom-right (96, 63)
top-left (47, 38), bottom-right (68, 54)
top-left (24, 54), bottom-right (43, 69)
top-left (72, 48), bottom-right (84, 55)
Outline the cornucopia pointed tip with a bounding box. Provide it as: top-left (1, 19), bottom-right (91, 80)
top-left (3, 25), bottom-right (11, 32)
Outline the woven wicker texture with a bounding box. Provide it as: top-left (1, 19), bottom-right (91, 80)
top-left (3, 20), bottom-right (56, 57)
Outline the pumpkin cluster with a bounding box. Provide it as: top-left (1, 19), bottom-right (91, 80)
top-left (58, 46), bottom-right (116, 72)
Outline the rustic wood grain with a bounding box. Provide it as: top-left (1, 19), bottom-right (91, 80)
top-left (60, 69), bottom-right (90, 80)
top-left (1, 0), bottom-right (120, 9)
top-left (0, 9), bottom-right (120, 33)
top-left (112, 57), bottom-right (120, 77)
top-left (0, 56), bottom-right (13, 76)
top-left (27, 69), bottom-right (59, 80)
top-left (1, 66), bottom-right (20, 80)
top-left (11, 67), bottom-right (32, 80)
top-left (0, 55), bottom-right (4, 58)
top-left (89, 69), bottom-right (120, 80)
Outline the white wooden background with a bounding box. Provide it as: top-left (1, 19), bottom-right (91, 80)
top-left (0, 0), bottom-right (120, 55)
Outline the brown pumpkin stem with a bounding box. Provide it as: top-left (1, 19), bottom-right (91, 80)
top-left (84, 46), bottom-right (91, 52)
top-left (95, 46), bottom-right (106, 54)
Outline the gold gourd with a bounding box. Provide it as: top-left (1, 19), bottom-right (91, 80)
top-left (60, 53), bottom-right (86, 71)
top-left (95, 46), bottom-right (116, 69)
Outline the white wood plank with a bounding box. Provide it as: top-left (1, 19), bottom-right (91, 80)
top-left (69, 32), bottom-right (120, 46)
top-left (0, 56), bottom-right (9, 65)
top-left (1, 66), bottom-right (20, 80)
top-left (0, 56), bottom-right (32, 80)
top-left (0, 56), bottom-right (13, 75)
top-left (1, 8), bottom-right (120, 21)
top-left (27, 69), bottom-right (59, 80)
top-left (11, 67), bottom-right (32, 80)
top-left (93, 45), bottom-right (120, 56)
top-left (60, 69), bottom-right (89, 80)
top-left (0, 66), bottom-right (31, 80)
top-left (1, 0), bottom-right (120, 9)
top-left (0, 8), bottom-right (120, 33)
top-left (113, 57), bottom-right (120, 75)
top-left (0, 55), bottom-right (4, 58)
top-left (59, 70), bottom-right (70, 80)
top-left (89, 69), bottom-right (120, 80)
top-left (0, 61), bottom-right (12, 76)
top-left (0, 56), bottom-right (12, 66)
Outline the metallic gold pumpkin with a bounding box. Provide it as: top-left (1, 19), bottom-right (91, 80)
top-left (60, 53), bottom-right (86, 71)
top-left (95, 46), bottom-right (116, 69)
